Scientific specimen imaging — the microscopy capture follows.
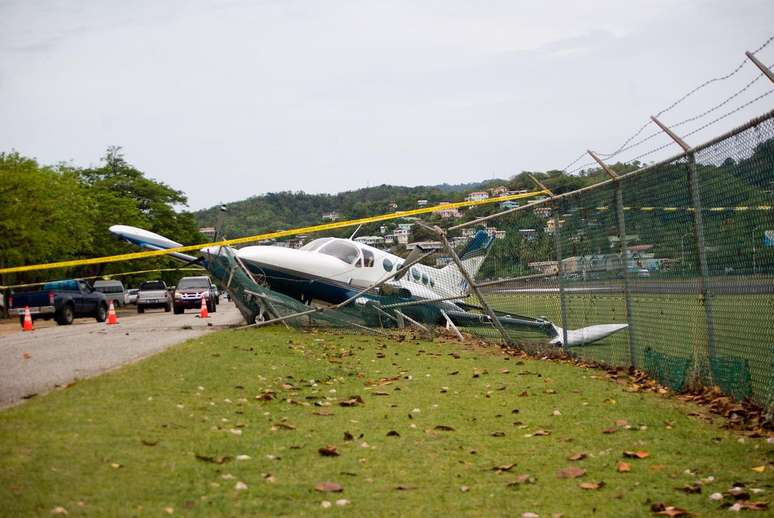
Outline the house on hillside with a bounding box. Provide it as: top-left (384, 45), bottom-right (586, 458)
top-left (465, 191), bottom-right (489, 202)
top-left (393, 228), bottom-right (410, 244)
top-left (417, 199), bottom-right (428, 207)
top-left (199, 227), bottom-right (216, 239)
top-left (433, 202), bottom-right (461, 219)
top-left (321, 211), bottom-right (340, 221)
top-left (406, 241), bottom-right (443, 251)
top-left (355, 236), bottom-right (385, 247)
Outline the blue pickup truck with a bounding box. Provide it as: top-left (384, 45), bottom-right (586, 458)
top-left (9, 279), bottom-right (109, 327)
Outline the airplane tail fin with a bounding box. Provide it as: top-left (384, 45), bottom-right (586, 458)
top-left (439, 229), bottom-right (496, 296)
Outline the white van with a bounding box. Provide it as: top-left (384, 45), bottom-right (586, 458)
top-left (93, 280), bottom-right (127, 308)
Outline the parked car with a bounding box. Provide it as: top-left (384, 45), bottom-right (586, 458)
top-left (137, 280), bottom-right (172, 313)
top-left (8, 279), bottom-right (108, 326)
top-left (126, 288), bottom-right (139, 305)
top-left (93, 279), bottom-right (127, 308)
top-left (173, 276), bottom-right (217, 314)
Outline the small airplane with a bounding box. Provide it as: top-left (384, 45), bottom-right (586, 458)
top-left (109, 224), bottom-right (627, 346)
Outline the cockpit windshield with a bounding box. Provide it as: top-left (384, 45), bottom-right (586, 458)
top-left (319, 240), bottom-right (361, 265)
top-left (300, 238), bottom-right (333, 251)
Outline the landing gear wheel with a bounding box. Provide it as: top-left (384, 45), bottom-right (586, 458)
top-left (137, 305), bottom-right (145, 314)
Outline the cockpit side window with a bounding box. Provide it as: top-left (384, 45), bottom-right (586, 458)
top-left (362, 249), bottom-right (375, 268)
top-left (300, 238), bottom-right (333, 251)
top-left (319, 240), bottom-right (361, 265)
top-left (411, 268), bottom-right (421, 282)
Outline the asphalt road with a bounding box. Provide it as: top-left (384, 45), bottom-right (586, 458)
top-left (0, 301), bottom-right (243, 409)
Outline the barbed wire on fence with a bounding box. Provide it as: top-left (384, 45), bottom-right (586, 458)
top-left (563, 34), bottom-right (774, 172)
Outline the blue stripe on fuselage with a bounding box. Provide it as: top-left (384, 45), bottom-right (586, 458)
top-left (244, 263), bottom-right (359, 304)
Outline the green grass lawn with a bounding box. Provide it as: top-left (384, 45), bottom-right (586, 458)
top-left (1, 327), bottom-right (771, 517)
top-left (482, 292), bottom-right (774, 404)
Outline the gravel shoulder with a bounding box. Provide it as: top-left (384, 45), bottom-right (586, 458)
top-left (0, 301), bottom-right (243, 408)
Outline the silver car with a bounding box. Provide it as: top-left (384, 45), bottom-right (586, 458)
top-left (136, 280), bottom-right (172, 313)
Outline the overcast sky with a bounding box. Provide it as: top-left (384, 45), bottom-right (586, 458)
top-left (1, 0), bottom-right (772, 210)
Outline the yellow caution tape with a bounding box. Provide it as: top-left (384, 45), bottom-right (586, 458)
top-left (0, 190), bottom-right (548, 275)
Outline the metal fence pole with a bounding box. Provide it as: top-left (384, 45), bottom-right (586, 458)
top-left (614, 184), bottom-right (639, 367)
top-left (588, 151), bottom-right (638, 367)
top-left (687, 152), bottom-right (718, 362)
top-left (650, 116), bottom-right (717, 383)
top-left (551, 205), bottom-right (570, 349)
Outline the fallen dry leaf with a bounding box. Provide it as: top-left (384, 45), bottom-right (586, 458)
top-left (339, 396), bottom-right (365, 407)
top-left (617, 462), bottom-right (632, 473)
top-left (579, 481), bottom-right (605, 490)
top-left (567, 452), bottom-right (587, 461)
top-left (314, 482), bottom-right (343, 492)
top-left (623, 450), bottom-right (650, 459)
top-left (273, 422), bottom-right (296, 430)
top-left (493, 463), bottom-right (516, 473)
top-left (434, 425), bottom-right (455, 431)
top-left (195, 453), bottom-right (232, 464)
top-left (751, 465), bottom-right (766, 473)
top-left (318, 445), bottom-right (340, 457)
top-left (509, 474), bottom-right (536, 485)
top-left (737, 501), bottom-right (768, 511)
top-left (557, 466), bottom-right (586, 479)
top-left (650, 503), bottom-right (692, 516)
top-left (677, 483), bottom-right (701, 494)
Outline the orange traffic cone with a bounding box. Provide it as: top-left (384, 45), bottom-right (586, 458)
top-left (22, 306), bottom-right (34, 331)
top-left (199, 296), bottom-right (209, 319)
top-left (107, 301), bottom-right (119, 325)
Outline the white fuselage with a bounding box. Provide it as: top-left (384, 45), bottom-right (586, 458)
top-left (233, 237), bottom-right (465, 303)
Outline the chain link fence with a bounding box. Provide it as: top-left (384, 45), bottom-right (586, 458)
top-left (475, 110), bottom-right (774, 408)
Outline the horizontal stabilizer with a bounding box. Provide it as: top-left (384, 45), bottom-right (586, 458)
top-left (549, 323), bottom-right (629, 347)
